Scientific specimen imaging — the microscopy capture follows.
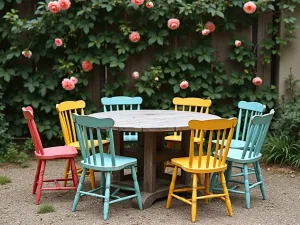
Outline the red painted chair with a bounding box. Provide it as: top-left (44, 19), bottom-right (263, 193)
top-left (22, 106), bottom-right (79, 205)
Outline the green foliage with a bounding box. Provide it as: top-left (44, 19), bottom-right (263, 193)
top-left (0, 175), bottom-right (11, 185)
top-left (0, 85), bottom-right (12, 156)
top-left (263, 74), bottom-right (300, 169)
top-left (1, 0), bottom-right (298, 143)
top-left (262, 135), bottom-right (300, 169)
top-left (38, 204), bottom-right (55, 214)
top-left (1, 143), bottom-right (29, 167)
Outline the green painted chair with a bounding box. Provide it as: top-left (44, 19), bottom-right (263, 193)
top-left (71, 114), bottom-right (143, 220)
top-left (101, 96), bottom-right (143, 142)
top-left (210, 109), bottom-right (275, 209)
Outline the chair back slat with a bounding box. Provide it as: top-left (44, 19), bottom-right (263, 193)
top-left (73, 114), bottom-right (116, 167)
top-left (235, 101), bottom-right (266, 141)
top-left (190, 118), bottom-right (237, 169)
top-left (101, 96), bottom-right (143, 140)
top-left (172, 97), bottom-right (212, 138)
top-left (56, 100), bottom-right (86, 145)
top-left (22, 107), bottom-right (44, 155)
top-left (241, 109), bottom-right (275, 159)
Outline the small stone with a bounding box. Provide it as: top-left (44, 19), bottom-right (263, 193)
top-left (267, 168), bottom-right (271, 171)
top-left (289, 171), bottom-right (294, 174)
top-left (290, 174), bottom-right (296, 178)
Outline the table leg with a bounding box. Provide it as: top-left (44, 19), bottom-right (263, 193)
top-left (181, 130), bottom-right (191, 185)
top-left (113, 130), bottom-right (124, 182)
top-left (143, 132), bottom-right (156, 193)
top-left (137, 132), bottom-right (144, 176)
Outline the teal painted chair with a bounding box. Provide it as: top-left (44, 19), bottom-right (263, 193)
top-left (213, 101), bottom-right (266, 149)
top-left (71, 114), bottom-right (143, 220)
top-left (101, 96), bottom-right (143, 142)
top-left (210, 109), bottom-right (275, 209)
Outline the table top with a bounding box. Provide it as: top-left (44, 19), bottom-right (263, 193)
top-left (89, 110), bottom-right (220, 132)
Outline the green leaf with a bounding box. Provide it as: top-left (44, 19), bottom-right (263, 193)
top-left (0, 1), bottom-right (5, 10)
top-left (148, 37), bottom-right (157, 45)
top-left (173, 85), bottom-right (180, 93)
top-left (168, 78), bottom-right (177, 85)
top-left (157, 37), bottom-right (163, 46)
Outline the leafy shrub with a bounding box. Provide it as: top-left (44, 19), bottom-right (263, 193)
top-left (0, 85), bottom-right (12, 156)
top-left (272, 98), bottom-right (300, 140)
top-left (1, 143), bottom-right (29, 167)
top-left (38, 204), bottom-right (55, 214)
top-left (0, 175), bottom-right (11, 185)
top-left (262, 135), bottom-right (300, 168)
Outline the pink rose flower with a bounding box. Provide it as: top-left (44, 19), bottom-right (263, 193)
top-left (70, 76), bottom-right (78, 85)
top-left (58, 0), bottom-right (71, 10)
top-left (22, 50), bottom-right (32, 59)
top-left (243, 1), bottom-right (257, 14)
top-left (55, 38), bottom-right (63, 47)
top-left (180, 80), bottom-right (189, 89)
top-left (132, 71), bottom-right (139, 80)
top-left (202, 29), bottom-right (210, 36)
top-left (82, 60), bottom-right (93, 72)
top-left (146, 2), bottom-right (153, 8)
top-left (235, 40), bottom-right (242, 47)
top-left (252, 77), bottom-right (262, 86)
top-left (131, 0), bottom-right (144, 6)
top-left (62, 78), bottom-right (75, 91)
top-left (154, 77), bottom-right (159, 81)
top-left (168, 18), bottom-right (180, 30)
top-left (48, 1), bottom-right (61, 14)
top-left (205, 21), bottom-right (215, 33)
top-left (129, 31), bottom-right (141, 43)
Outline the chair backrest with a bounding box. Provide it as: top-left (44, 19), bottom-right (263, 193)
top-left (73, 114), bottom-right (116, 167)
top-left (101, 96), bottom-right (143, 141)
top-left (56, 100), bottom-right (86, 145)
top-left (22, 106), bottom-right (44, 155)
top-left (101, 96), bottom-right (143, 112)
top-left (241, 109), bottom-right (275, 159)
top-left (173, 97), bottom-right (212, 137)
top-left (189, 118), bottom-right (238, 168)
top-left (235, 101), bottom-right (266, 141)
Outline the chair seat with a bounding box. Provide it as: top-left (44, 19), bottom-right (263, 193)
top-left (171, 156), bottom-right (227, 173)
top-left (68, 140), bottom-right (109, 150)
top-left (81, 153), bottom-right (137, 171)
top-left (212, 139), bottom-right (247, 149)
top-left (165, 135), bottom-right (202, 143)
top-left (35, 146), bottom-right (78, 159)
top-left (226, 149), bottom-right (262, 163)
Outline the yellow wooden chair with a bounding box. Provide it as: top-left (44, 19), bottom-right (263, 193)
top-left (166, 118), bottom-right (238, 222)
top-left (56, 100), bottom-right (109, 189)
top-left (164, 97), bottom-right (212, 171)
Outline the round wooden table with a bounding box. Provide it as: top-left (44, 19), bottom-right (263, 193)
top-left (89, 110), bottom-right (220, 208)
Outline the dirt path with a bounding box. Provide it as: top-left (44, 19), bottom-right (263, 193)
top-left (1, 160), bottom-right (300, 225)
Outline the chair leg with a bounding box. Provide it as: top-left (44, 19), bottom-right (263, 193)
top-left (254, 161), bottom-right (266, 200)
top-left (225, 161), bottom-right (233, 184)
top-left (166, 165), bottom-right (178, 209)
top-left (209, 172), bottom-right (218, 194)
top-left (72, 168), bottom-right (87, 212)
top-left (196, 173), bottom-right (202, 185)
top-left (220, 172), bottom-right (232, 216)
top-left (103, 172), bottom-right (111, 221)
top-left (191, 174), bottom-right (198, 222)
top-left (131, 166), bottom-right (143, 210)
top-left (35, 160), bottom-right (46, 205)
top-left (89, 169), bottom-right (96, 189)
top-left (243, 164), bottom-right (251, 209)
top-left (204, 173), bottom-right (210, 205)
top-left (32, 159), bottom-right (42, 194)
top-left (100, 171), bottom-right (105, 196)
top-left (69, 158), bottom-right (79, 187)
top-left (63, 159), bottom-right (70, 187)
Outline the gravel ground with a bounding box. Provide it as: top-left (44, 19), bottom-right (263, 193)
top-left (1, 159), bottom-right (300, 225)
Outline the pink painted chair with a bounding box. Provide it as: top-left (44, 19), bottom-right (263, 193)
top-left (22, 106), bottom-right (79, 205)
